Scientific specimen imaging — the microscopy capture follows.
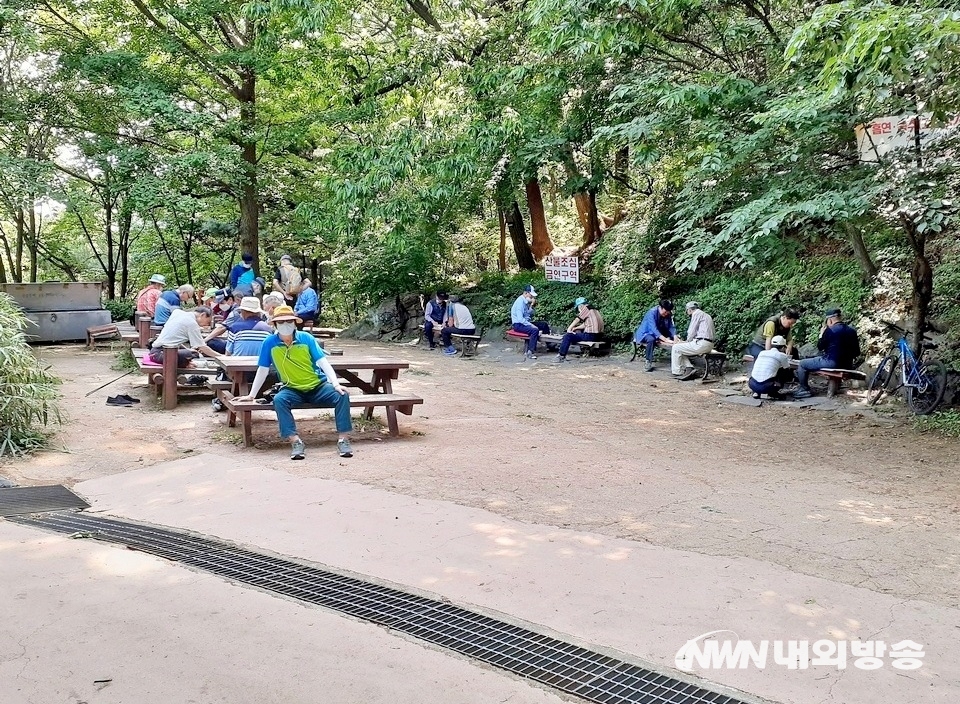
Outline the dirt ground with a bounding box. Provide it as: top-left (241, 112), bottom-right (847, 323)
top-left (6, 339), bottom-right (960, 611)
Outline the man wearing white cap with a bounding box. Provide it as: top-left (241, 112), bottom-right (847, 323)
top-left (134, 274), bottom-right (166, 318)
top-left (671, 301), bottom-right (716, 380)
top-left (511, 284), bottom-right (548, 359)
top-left (748, 335), bottom-right (792, 400)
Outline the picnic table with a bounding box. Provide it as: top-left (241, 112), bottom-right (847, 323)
top-left (214, 355), bottom-right (423, 445)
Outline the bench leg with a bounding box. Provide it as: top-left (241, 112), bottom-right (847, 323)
top-left (827, 378), bottom-right (839, 397)
top-left (242, 411), bottom-right (253, 447)
top-left (385, 406), bottom-right (400, 436)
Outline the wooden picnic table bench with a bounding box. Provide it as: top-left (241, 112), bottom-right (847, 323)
top-left (809, 367), bottom-right (867, 397)
top-left (307, 327), bottom-right (342, 339)
top-left (134, 347), bottom-right (219, 409)
top-left (220, 390), bottom-right (424, 447)
top-left (213, 355), bottom-right (420, 441)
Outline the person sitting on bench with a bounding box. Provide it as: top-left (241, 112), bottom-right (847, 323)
top-left (148, 305), bottom-right (222, 366)
top-left (294, 279), bottom-right (319, 330)
top-left (153, 284), bottom-right (195, 325)
top-left (233, 305), bottom-right (354, 459)
top-left (748, 335), bottom-right (792, 400)
top-left (634, 299), bottom-right (678, 371)
top-left (671, 301), bottom-right (715, 380)
top-left (511, 285), bottom-right (550, 360)
top-left (134, 274), bottom-right (166, 319)
top-left (423, 291), bottom-right (448, 350)
top-left (441, 296), bottom-right (477, 356)
top-left (793, 308), bottom-right (861, 399)
top-left (554, 297), bottom-right (604, 363)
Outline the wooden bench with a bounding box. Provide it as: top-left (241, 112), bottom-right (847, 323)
top-left (134, 347), bottom-right (219, 408)
top-left (86, 324), bottom-right (121, 348)
top-left (810, 368), bottom-right (867, 397)
top-left (449, 333), bottom-right (482, 357)
top-left (308, 327), bottom-right (342, 339)
top-left (219, 390), bottom-right (424, 446)
top-left (574, 339), bottom-right (610, 357)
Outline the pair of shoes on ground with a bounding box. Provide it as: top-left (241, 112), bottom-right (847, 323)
top-left (672, 369), bottom-right (699, 381)
top-left (106, 394), bottom-right (140, 406)
top-left (290, 438), bottom-right (353, 460)
top-left (792, 388), bottom-right (813, 399)
top-left (442, 346), bottom-right (458, 356)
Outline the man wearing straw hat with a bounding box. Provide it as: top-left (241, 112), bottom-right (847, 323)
top-left (234, 305), bottom-right (354, 459)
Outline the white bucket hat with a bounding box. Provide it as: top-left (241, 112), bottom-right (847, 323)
top-left (239, 296), bottom-right (263, 314)
top-left (149, 274), bottom-right (166, 285)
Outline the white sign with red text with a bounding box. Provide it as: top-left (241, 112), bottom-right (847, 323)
top-left (544, 255), bottom-right (579, 283)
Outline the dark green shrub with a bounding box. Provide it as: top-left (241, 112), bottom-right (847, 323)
top-left (104, 298), bottom-right (135, 322)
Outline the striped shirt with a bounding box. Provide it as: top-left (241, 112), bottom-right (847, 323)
top-left (577, 307), bottom-right (604, 334)
top-left (226, 322), bottom-right (273, 356)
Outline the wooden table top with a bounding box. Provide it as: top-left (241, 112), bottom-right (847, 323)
top-left (215, 355), bottom-right (411, 374)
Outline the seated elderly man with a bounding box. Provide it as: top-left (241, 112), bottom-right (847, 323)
top-left (634, 299), bottom-right (678, 371)
top-left (234, 305), bottom-right (353, 459)
top-left (148, 305), bottom-right (222, 366)
top-left (134, 274), bottom-right (166, 319)
top-left (440, 295), bottom-right (477, 355)
top-left (748, 335), bottom-right (792, 400)
top-left (793, 308), bottom-right (861, 399)
top-left (671, 301), bottom-right (716, 381)
top-left (153, 284), bottom-right (195, 325)
top-left (554, 297), bottom-right (604, 363)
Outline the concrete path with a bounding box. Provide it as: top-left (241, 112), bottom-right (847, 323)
top-left (4, 454), bottom-right (954, 704)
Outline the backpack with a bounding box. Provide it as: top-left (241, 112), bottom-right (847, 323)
top-left (279, 264), bottom-right (302, 295)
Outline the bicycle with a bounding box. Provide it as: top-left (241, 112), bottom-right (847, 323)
top-left (867, 322), bottom-right (947, 415)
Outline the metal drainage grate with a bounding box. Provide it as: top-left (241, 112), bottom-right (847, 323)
top-left (12, 512), bottom-right (755, 704)
top-left (0, 485), bottom-right (89, 517)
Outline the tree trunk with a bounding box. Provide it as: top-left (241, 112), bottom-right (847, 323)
top-left (843, 222), bottom-right (878, 279)
top-left (910, 253), bottom-right (933, 357)
top-left (238, 70), bottom-right (259, 274)
top-left (612, 146), bottom-right (629, 224)
top-left (104, 198), bottom-right (115, 298)
top-left (27, 204), bottom-right (38, 282)
top-left (14, 208), bottom-right (24, 282)
top-left (505, 201), bottom-right (535, 270)
top-left (582, 190), bottom-right (602, 247)
top-left (119, 208), bottom-right (133, 297)
top-left (497, 208), bottom-right (507, 272)
top-left (525, 178), bottom-right (554, 261)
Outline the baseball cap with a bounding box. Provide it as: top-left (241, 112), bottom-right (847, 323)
top-left (203, 287), bottom-right (219, 301)
top-left (685, 301), bottom-right (699, 311)
top-left (436, 291), bottom-right (449, 300)
top-left (574, 296), bottom-right (587, 309)
top-left (770, 335), bottom-right (788, 347)
top-left (280, 254), bottom-right (292, 262)
top-left (238, 296), bottom-right (262, 313)
top-left (241, 253), bottom-right (253, 263)
top-left (824, 308), bottom-right (841, 319)
top-left (524, 284), bottom-right (538, 297)
top-left (149, 274), bottom-right (166, 285)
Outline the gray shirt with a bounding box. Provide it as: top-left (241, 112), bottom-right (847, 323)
top-left (686, 309), bottom-right (715, 341)
top-left (153, 308), bottom-right (205, 349)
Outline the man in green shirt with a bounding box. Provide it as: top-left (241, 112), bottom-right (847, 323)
top-left (235, 305), bottom-right (353, 459)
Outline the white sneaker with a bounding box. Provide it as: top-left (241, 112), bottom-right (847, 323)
top-left (525, 351), bottom-right (537, 360)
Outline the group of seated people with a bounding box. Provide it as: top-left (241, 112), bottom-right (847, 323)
top-left (138, 266), bottom-right (353, 460)
top-left (422, 292), bottom-right (478, 355)
top-left (445, 284), bottom-right (863, 400)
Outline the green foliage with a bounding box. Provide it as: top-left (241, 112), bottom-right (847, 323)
top-left (914, 410), bottom-right (960, 438)
top-left (0, 293), bottom-right (61, 457)
top-left (103, 298), bottom-right (134, 322)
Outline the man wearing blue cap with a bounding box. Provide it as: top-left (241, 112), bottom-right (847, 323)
top-left (510, 284), bottom-right (549, 359)
top-left (229, 253), bottom-right (257, 289)
top-left (554, 297), bottom-right (604, 363)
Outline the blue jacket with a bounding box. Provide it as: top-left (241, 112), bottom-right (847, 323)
top-left (818, 322), bottom-right (861, 368)
top-left (230, 263), bottom-right (256, 289)
top-left (634, 306), bottom-right (675, 342)
top-left (294, 287), bottom-right (319, 316)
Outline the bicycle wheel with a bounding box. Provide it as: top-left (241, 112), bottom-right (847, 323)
top-left (867, 355), bottom-right (898, 406)
top-left (907, 359), bottom-right (947, 415)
